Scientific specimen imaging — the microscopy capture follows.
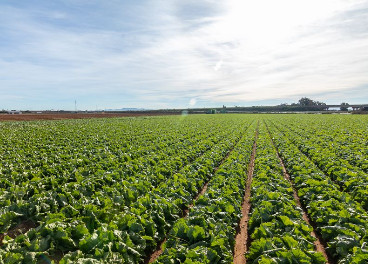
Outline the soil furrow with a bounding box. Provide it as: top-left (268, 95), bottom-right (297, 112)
top-left (0, 220), bottom-right (37, 247)
top-left (144, 238), bottom-right (167, 264)
top-left (265, 121), bottom-right (334, 264)
top-left (233, 122), bottom-right (259, 264)
top-left (0, 113), bottom-right (180, 121)
top-left (145, 122), bottom-right (255, 264)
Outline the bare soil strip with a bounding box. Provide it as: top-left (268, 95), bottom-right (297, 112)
top-left (0, 113), bottom-right (179, 121)
top-left (145, 123), bottom-right (255, 264)
top-left (0, 220), bottom-right (37, 246)
top-left (46, 251), bottom-right (64, 263)
top-left (144, 238), bottom-right (167, 264)
top-left (265, 122), bottom-right (334, 264)
top-left (233, 123), bottom-right (259, 264)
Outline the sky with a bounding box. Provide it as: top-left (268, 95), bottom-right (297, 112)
top-left (1, 0), bottom-right (368, 110)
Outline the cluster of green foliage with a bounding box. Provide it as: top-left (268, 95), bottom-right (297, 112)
top-left (156, 122), bottom-right (256, 263)
top-left (0, 115), bottom-right (252, 263)
top-left (272, 115), bottom-right (368, 210)
top-left (1, 114), bottom-right (368, 263)
top-left (267, 118), bottom-right (368, 263)
top-left (297, 98), bottom-right (326, 107)
top-left (247, 123), bottom-right (325, 263)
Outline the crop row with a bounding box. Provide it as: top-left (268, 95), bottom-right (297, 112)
top-left (266, 120), bottom-right (368, 263)
top-left (246, 122), bottom-right (325, 263)
top-left (277, 115), bottom-right (368, 173)
top-left (271, 119), bottom-right (368, 212)
top-left (155, 121), bottom-right (257, 263)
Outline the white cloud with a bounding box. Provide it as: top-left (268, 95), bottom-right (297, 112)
top-left (0, 0), bottom-right (368, 109)
top-left (51, 12), bottom-right (67, 19)
top-left (214, 60), bottom-right (223, 71)
top-left (189, 98), bottom-right (197, 106)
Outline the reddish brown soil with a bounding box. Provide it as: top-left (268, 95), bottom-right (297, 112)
top-left (144, 238), bottom-right (167, 264)
top-left (0, 112), bottom-right (179, 121)
top-left (0, 220), bottom-right (37, 246)
top-left (265, 122), bottom-right (334, 264)
top-left (233, 124), bottom-right (259, 264)
top-left (44, 251), bottom-right (64, 264)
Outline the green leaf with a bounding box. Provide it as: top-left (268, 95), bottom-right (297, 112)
top-left (80, 232), bottom-right (99, 253)
top-left (187, 226), bottom-right (205, 243)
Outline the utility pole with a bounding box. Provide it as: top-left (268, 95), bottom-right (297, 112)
top-left (75, 100), bottom-right (77, 112)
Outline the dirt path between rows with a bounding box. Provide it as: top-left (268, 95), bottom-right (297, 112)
top-left (265, 121), bottom-right (334, 264)
top-left (233, 122), bottom-right (259, 264)
top-left (0, 220), bottom-right (37, 247)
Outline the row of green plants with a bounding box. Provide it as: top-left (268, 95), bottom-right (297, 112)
top-left (2, 114), bottom-right (368, 263)
top-left (266, 120), bottom-right (368, 263)
top-left (246, 122), bottom-right (325, 263)
top-left (271, 119), bottom-right (368, 211)
top-left (0, 116), bottom-right (246, 188)
top-left (0, 116), bottom-right (248, 234)
top-left (280, 115), bottom-right (368, 173)
top-left (0, 116), bottom-right (254, 263)
top-left (154, 122), bottom-right (257, 263)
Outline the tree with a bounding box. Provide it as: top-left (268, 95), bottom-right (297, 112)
top-left (298, 97), bottom-right (326, 106)
top-left (298, 97), bottom-right (316, 106)
top-left (340, 102), bottom-right (349, 111)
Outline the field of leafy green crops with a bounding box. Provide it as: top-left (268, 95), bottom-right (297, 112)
top-left (1, 114), bottom-right (368, 263)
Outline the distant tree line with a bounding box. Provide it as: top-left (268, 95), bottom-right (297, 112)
top-left (279, 97), bottom-right (350, 111)
top-left (279, 97), bottom-right (326, 107)
top-left (340, 102), bottom-right (349, 111)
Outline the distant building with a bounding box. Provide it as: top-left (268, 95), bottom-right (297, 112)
top-left (8, 110), bottom-right (22, 114)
